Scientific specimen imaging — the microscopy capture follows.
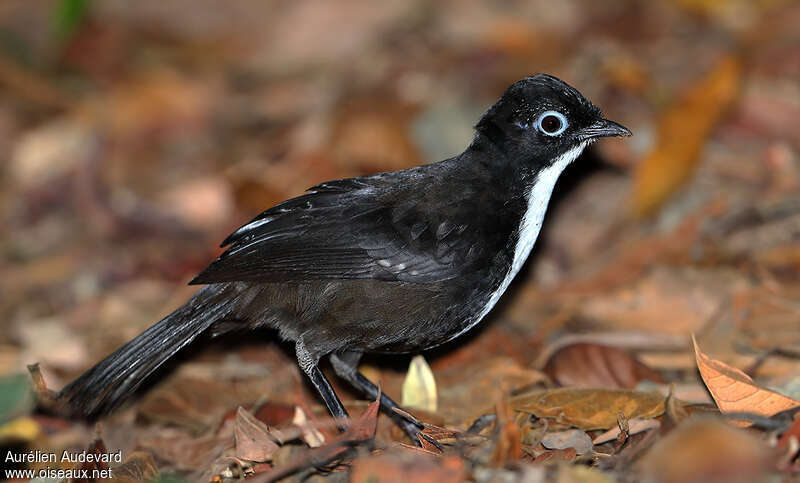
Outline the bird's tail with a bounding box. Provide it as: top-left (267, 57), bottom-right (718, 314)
top-left (59, 283), bottom-right (238, 416)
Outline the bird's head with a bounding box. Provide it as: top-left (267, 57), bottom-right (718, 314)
top-left (475, 74), bottom-right (631, 169)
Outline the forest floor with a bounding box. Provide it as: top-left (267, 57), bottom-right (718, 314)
top-left (1, 1), bottom-right (799, 481)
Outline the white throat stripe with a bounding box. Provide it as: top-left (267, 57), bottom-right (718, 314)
top-left (448, 141), bottom-right (589, 342)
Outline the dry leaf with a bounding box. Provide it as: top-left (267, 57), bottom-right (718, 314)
top-left (692, 335), bottom-right (800, 426)
top-left (402, 355), bottom-right (438, 412)
top-left (233, 406), bottom-right (280, 462)
top-left (632, 56), bottom-right (740, 216)
top-left (510, 388), bottom-right (665, 430)
top-left (541, 429), bottom-right (593, 454)
top-left (543, 343), bottom-right (663, 388)
top-left (347, 390), bottom-right (381, 441)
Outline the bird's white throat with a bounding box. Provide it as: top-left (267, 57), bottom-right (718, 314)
top-left (509, 141), bottom-right (589, 276)
top-left (449, 141), bottom-right (589, 342)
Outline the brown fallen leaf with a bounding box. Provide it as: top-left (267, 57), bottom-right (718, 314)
top-left (692, 335), bottom-right (800, 426)
top-left (510, 388), bottom-right (665, 431)
top-left (234, 406), bottom-right (280, 462)
top-left (346, 390), bottom-right (381, 442)
top-left (543, 343), bottom-right (663, 389)
top-left (632, 55), bottom-right (741, 216)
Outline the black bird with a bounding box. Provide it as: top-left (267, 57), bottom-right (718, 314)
top-left (59, 74), bottom-right (630, 441)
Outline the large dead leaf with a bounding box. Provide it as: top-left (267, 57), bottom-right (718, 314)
top-left (632, 56), bottom-right (740, 216)
top-left (543, 343), bottom-right (663, 389)
top-left (692, 336), bottom-right (800, 425)
top-left (510, 388), bottom-right (665, 431)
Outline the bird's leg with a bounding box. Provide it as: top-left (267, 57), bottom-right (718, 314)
top-left (296, 341), bottom-right (349, 431)
top-left (330, 351), bottom-right (425, 444)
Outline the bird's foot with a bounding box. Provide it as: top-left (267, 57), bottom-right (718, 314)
top-left (392, 409), bottom-right (443, 449)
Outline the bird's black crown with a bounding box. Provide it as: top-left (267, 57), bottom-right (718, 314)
top-left (474, 74), bottom-right (623, 166)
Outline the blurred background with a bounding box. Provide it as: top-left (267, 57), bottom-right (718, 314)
top-left (1, 0), bottom-right (799, 481)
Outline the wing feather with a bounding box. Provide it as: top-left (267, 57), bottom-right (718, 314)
top-left (190, 174), bottom-right (480, 285)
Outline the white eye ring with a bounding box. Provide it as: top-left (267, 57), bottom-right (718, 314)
top-left (535, 111), bottom-right (568, 136)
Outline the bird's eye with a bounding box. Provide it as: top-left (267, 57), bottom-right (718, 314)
top-left (536, 111), bottom-right (568, 136)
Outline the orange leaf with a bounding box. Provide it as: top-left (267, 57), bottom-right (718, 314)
top-left (632, 56), bottom-right (740, 216)
top-left (692, 335), bottom-right (800, 426)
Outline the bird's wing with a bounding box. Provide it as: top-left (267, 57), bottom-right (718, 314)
top-left (189, 175), bottom-right (485, 285)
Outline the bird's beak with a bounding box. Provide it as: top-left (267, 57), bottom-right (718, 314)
top-left (579, 118), bottom-right (632, 140)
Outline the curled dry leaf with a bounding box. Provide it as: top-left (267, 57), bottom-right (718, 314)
top-left (510, 388), bottom-right (665, 431)
top-left (234, 406), bottom-right (280, 462)
top-left (402, 354), bottom-right (437, 412)
top-left (543, 343), bottom-right (663, 389)
top-left (692, 335), bottom-right (800, 426)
